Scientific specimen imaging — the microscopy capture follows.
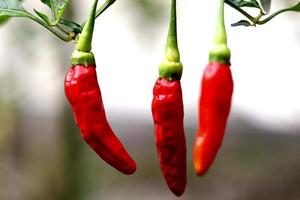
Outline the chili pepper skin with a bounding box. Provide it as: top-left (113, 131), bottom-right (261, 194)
top-left (64, 0), bottom-right (136, 175)
top-left (193, 0), bottom-right (233, 176)
top-left (194, 62), bottom-right (233, 176)
top-left (152, 78), bottom-right (186, 196)
top-left (151, 0), bottom-right (187, 196)
top-left (65, 65), bottom-right (136, 175)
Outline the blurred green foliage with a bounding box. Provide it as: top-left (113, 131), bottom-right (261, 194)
top-left (0, 16), bottom-right (9, 25)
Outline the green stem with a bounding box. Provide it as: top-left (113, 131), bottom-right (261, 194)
top-left (54, 0), bottom-right (70, 25)
top-left (159, 0), bottom-right (182, 80)
top-left (253, 11), bottom-right (264, 25)
top-left (76, 0), bottom-right (99, 52)
top-left (209, 0), bottom-right (231, 64)
top-left (28, 14), bottom-right (71, 42)
top-left (56, 24), bottom-right (70, 35)
top-left (225, 0), bottom-right (255, 22)
top-left (50, 1), bottom-right (56, 22)
top-left (165, 0), bottom-right (180, 62)
top-left (96, 0), bottom-right (116, 19)
top-left (258, 7), bottom-right (294, 25)
top-left (225, 1), bottom-right (300, 26)
top-left (215, 0), bottom-right (227, 45)
top-left (81, 0), bottom-right (116, 27)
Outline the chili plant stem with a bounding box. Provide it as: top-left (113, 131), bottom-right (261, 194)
top-left (225, 0), bottom-right (255, 22)
top-left (28, 14), bottom-right (71, 42)
top-left (81, 0), bottom-right (117, 27)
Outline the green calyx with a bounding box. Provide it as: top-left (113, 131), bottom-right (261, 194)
top-left (209, 44), bottom-right (231, 64)
top-left (159, 0), bottom-right (182, 80)
top-left (159, 60), bottom-right (183, 80)
top-left (209, 0), bottom-right (231, 64)
top-left (71, 50), bottom-right (95, 66)
top-left (70, 0), bottom-right (98, 66)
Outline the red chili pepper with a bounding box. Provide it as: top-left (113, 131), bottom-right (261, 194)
top-left (194, 62), bottom-right (233, 175)
top-left (151, 0), bottom-right (187, 196)
top-left (193, 0), bottom-right (233, 176)
top-left (64, 0), bottom-right (136, 175)
top-left (152, 78), bottom-right (186, 196)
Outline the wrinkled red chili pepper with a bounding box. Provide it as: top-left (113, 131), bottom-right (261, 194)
top-left (151, 0), bottom-right (187, 196)
top-left (64, 0), bottom-right (136, 175)
top-left (193, 0), bottom-right (233, 176)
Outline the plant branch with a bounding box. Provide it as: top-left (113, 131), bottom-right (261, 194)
top-left (28, 14), bottom-right (72, 42)
top-left (81, 0), bottom-right (116, 26)
top-left (225, 0), bottom-right (300, 26)
top-left (225, 0), bottom-right (255, 22)
top-left (95, 0), bottom-right (116, 19)
top-left (258, 6), bottom-right (298, 25)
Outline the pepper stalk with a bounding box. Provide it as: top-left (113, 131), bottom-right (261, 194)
top-left (71, 0), bottom-right (99, 66)
top-left (209, 0), bottom-right (231, 64)
top-left (159, 0), bottom-right (183, 81)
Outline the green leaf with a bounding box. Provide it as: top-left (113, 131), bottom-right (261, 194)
top-left (34, 9), bottom-right (50, 24)
top-left (231, 0), bottom-right (260, 8)
top-left (231, 20), bottom-right (252, 27)
top-left (0, 0), bottom-right (72, 41)
top-left (40, 0), bottom-right (64, 24)
top-left (288, 2), bottom-right (300, 12)
top-left (0, 16), bottom-right (9, 25)
top-left (54, 0), bottom-right (69, 24)
top-left (41, 0), bottom-right (52, 8)
top-left (0, 0), bottom-right (25, 26)
top-left (257, 0), bottom-right (271, 14)
top-left (0, 0), bottom-right (30, 18)
top-left (59, 19), bottom-right (82, 34)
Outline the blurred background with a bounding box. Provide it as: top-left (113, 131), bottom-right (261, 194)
top-left (0, 0), bottom-right (300, 199)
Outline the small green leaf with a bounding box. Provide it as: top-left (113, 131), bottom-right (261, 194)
top-left (231, 0), bottom-right (260, 8)
top-left (41, 0), bottom-right (52, 8)
top-left (34, 9), bottom-right (50, 24)
top-left (231, 20), bottom-right (252, 27)
top-left (55, 0), bottom-right (69, 23)
top-left (288, 2), bottom-right (300, 12)
top-left (40, 0), bottom-right (59, 23)
top-left (59, 19), bottom-right (82, 34)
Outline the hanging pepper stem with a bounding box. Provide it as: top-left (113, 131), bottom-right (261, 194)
top-left (209, 0), bottom-right (231, 64)
top-left (166, 0), bottom-right (180, 62)
top-left (71, 0), bottom-right (98, 66)
top-left (76, 0), bottom-right (99, 52)
top-left (215, 0), bottom-right (227, 45)
top-left (159, 0), bottom-right (183, 81)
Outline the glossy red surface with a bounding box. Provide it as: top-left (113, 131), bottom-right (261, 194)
top-left (151, 78), bottom-right (187, 196)
top-left (65, 65), bottom-right (136, 175)
top-left (194, 62), bottom-right (233, 176)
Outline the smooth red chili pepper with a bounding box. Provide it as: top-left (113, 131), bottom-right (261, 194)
top-left (193, 0), bottom-right (233, 176)
top-left (151, 0), bottom-right (187, 196)
top-left (64, 0), bottom-right (136, 175)
top-left (65, 65), bottom-right (136, 174)
top-left (194, 62), bottom-right (233, 175)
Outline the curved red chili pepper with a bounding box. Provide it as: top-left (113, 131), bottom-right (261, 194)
top-left (64, 0), bottom-right (136, 175)
top-left (152, 78), bottom-right (187, 196)
top-left (65, 65), bottom-right (136, 175)
top-left (194, 62), bottom-right (233, 175)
